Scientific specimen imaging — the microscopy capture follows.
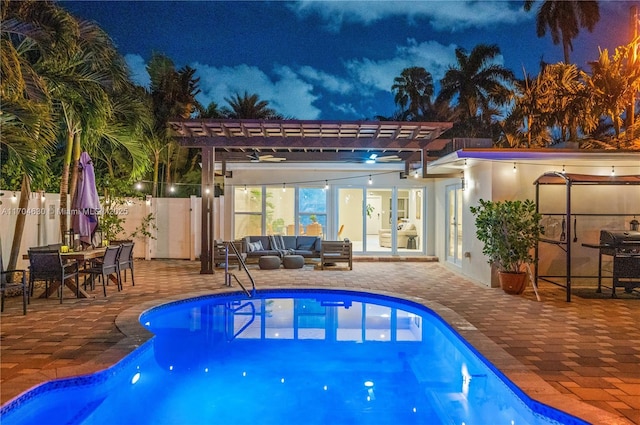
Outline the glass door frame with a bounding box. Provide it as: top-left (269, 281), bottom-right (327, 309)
top-left (445, 183), bottom-right (463, 266)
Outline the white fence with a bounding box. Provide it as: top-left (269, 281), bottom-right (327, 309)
top-left (0, 191), bottom-right (221, 268)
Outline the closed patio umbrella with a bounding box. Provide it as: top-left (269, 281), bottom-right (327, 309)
top-left (71, 152), bottom-right (101, 247)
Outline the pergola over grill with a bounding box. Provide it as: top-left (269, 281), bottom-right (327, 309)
top-left (534, 171), bottom-right (640, 302)
top-left (168, 119), bottom-right (453, 274)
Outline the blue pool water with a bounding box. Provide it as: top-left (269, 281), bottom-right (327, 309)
top-left (1, 289), bottom-right (587, 425)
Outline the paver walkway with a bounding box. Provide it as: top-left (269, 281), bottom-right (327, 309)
top-left (1, 259), bottom-right (638, 424)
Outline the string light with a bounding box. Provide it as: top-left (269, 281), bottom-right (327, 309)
top-left (512, 163), bottom-right (517, 173)
top-left (324, 180), bottom-right (329, 190)
top-left (368, 175), bottom-right (372, 185)
top-left (282, 183), bottom-right (286, 192)
top-left (243, 185), bottom-right (247, 193)
top-left (611, 165), bottom-right (615, 176)
top-left (562, 165), bottom-right (565, 173)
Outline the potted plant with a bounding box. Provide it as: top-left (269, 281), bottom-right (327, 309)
top-left (470, 199), bottom-right (542, 294)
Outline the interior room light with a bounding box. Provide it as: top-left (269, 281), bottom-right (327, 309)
top-left (368, 175), bottom-right (372, 185)
top-left (512, 163), bottom-right (517, 173)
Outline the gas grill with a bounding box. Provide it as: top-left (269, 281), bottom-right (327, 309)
top-left (595, 230), bottom-right (640, 296)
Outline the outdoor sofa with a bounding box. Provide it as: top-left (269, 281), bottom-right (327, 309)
top-left (243, 235), bottom-right (322, 262)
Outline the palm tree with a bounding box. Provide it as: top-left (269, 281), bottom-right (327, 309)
top-left (524, 1), bottom-right (600, 64)
top-left (224, 92), bottom-right (281, 119)
top-left (581, 43), bottom-right (640, 147)
top-left (146, 53), bottom-right (201, 196)
top-left (391, 67), bottom-right (434, 120)
top-left (1, 0), bottom-right (59, 272)
top-left (436, 44), bottom-right (515, 136)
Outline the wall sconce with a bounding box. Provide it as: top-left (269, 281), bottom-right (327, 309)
top-left (461, 171), bottom-right (465, 191)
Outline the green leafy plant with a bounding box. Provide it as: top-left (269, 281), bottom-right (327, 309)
top-left (366, 203), bottom-right (375, 218)
top-left (470, 199), bottom-right (542, 273)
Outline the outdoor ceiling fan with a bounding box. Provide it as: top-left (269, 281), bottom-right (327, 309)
top-left (364, 153), bottom-right (402, 163)
top-left (247, 152), bottom-right (286, 162)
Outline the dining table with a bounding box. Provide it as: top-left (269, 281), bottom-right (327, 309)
top-left (23, 248), bottom-right (106, 299)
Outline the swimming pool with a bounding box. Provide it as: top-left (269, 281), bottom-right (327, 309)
top-left (1, 289), bottom-right (587, 425)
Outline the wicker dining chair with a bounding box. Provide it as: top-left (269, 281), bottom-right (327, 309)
top-left (27, 249), bottom-right (79, 304)
top-left (1, 249), bottom-right (28, 315)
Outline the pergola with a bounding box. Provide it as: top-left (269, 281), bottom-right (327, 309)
top-left (169, 119), bottom-right (453, 273)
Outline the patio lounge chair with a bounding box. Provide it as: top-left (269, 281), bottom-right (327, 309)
top-left (320, 240), bottom-right (353, 270)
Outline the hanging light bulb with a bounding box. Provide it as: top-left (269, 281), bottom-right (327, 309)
top-left (611, 165), bottom-right (615, 176)
top-left (512, 163), bottom-right (517, 173)
top-left (324, 180), bottom-right (329, 190)
top-left (562, 165), bottom-right (566, 173)
top-left (368, 175), bottom-right (372, 185)
top-left (282, 183), bottom-right (286, 192)
top-left (243, 185), bottom-right (247, 194)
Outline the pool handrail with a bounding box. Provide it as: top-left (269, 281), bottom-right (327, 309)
top-left (224, 241), bottom-right (256, 297)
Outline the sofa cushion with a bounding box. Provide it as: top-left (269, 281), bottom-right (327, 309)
top-left (296, 236), bottom-right (318, 251)
top-left (247, 240), bottom-right (264, 252)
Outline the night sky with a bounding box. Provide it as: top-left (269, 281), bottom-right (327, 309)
top-left (61, 1), bottom-right (634, 120)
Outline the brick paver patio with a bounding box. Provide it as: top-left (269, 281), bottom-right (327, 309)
top-left (1, 259), bottom-right (638, 424)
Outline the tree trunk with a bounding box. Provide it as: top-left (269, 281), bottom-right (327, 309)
top-left (152, 150), bottom-right (160, 198)
top-left (68, 132), bottom-right (81, 217)
top-left (7, 175), bottom-right (31, 274)
top-left (59, 130), bottom-right (74, 238)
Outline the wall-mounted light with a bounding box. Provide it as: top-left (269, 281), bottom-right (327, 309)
top-left (461, 171), bottom-right (465, 191)
top-left (413, 170), bottom-right (419, 178)
top-left (243, 185), bottom-right (247, 194)
top-left (12, 192), bottom-right (17, 203)
top-left (562, 165), bottom-right (566, 173)
top-left (40, 192), bottom-right (46, 202)
top-left (205, 187), bottom-right (210, 194)
top-left (464, 159), bottom-right (468, 168)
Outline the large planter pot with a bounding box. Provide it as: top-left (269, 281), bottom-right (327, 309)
top-left (498, 271), bottom-right (527, 295)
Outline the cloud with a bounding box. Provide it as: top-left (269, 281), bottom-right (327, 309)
top-left (124, 54), bottom-right (150, 88)
top-left (289, 1), bottom-right (529, 32)
top-left (193, 63), bottom-right (322, 119)
top-left (345, 39), bottom-right (459, 93)
top-left (298, 66), bottom-right (354, 94)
